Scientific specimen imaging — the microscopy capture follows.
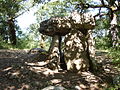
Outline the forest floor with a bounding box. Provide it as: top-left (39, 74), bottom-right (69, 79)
top-left (0, 49), bottom-right (119, 90)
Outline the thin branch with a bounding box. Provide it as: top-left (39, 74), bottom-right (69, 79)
top-left (14, 5), bottom-right (34, 19)
top-left (0, 5), bottom-right (34, 24)
top-left (88, 4), bottom-right (110, 9)
top-left (94, 13), bottom-right (108, 18)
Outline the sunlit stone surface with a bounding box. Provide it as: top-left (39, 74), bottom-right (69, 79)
top-left (64, 12), bottom-right (95, 72)
top-left (39, 11), bottom-right (95, 71)
top-left (39, 17), bottom-right (71, 36)
top-left (70, 11), bottom-right (95, 30)
top-left (39, 17), bottom-right (72, 70)
top-left (64, 30), bottom-right (90, 71)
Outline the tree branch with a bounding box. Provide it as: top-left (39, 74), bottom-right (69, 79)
top-left (101, 0), bottom-right (105, 6)
top-left (87, 4), bottom-right (110, 9)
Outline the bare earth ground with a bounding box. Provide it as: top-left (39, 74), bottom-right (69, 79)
top-left (0, 49), bottom-right (119, 90)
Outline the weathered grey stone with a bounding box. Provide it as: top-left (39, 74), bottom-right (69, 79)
top-left (39, 17), bottom-right (71, 36)
top-left (64, 29), bottom-right (90, 71)
top-left (47, 35), bottom-right (60, 70)
top-left (38, 11), bottom-right (96, 71)
top-left (28, 48), bottom-right (47, 54)
top-left (70, 11), bottom-right (95, 30)
top-left (39, 17), bottom-right (72, 70)
top-left (64, 12), bottom-right (95, 72)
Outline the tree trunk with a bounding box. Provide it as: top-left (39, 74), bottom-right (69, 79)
top-left (48, 35), bottom-right (60, 70)
top-left (109, 13), bottom-right (120, 49)
top-left (8, 19), bottom-right (16, 45)
top-left (64, 29), bottom-right (92, 72)
top-left (109, 25), bottom-right (120, 49)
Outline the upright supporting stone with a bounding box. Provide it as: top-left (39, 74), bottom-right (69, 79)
top-left (48, 35), bottom-right (60, 70)
top-left (39, 17), bottom-right (71, 70)
top-left (64, 29), bottom-right (90, 72)
top-left (87, 30), bottom-right (95, 61)
top-left (64, 11), bottom-right (95, 72)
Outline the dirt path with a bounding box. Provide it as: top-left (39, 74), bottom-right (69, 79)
top-left (0, 50), bottom-right (119, 90)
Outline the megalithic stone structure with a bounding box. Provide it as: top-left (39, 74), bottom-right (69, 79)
top-left (64, 11), bottom-right (95, 72)
top-left (39, 11), bottom-right (96, 72)
top-left (39, 17), bottom-right (71, 70)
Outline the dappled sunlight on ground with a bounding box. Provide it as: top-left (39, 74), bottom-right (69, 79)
top-left (0, 50), bottom-right (119, 89)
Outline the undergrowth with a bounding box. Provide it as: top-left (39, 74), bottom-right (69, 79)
top-left (106, 49), bottom-right (120, 90)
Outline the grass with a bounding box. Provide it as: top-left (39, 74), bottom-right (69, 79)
top-left (106, 49), bottom-right (120, 90)
top-left (108, 49), bottom-right (120, 67)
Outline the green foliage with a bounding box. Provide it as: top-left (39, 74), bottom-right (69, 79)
top-left (95, 17), bottom-right (109, 30)
top-left (0, 0), bottom-right (41, 46)
top-left (108, 49), bottom-right (120, 67)
top-left (104, 49), bottom-right (120, 90)
top-left (106, 85), bottom-right (120, 90)
top-left (95, 36), bottom-right (110, 50)
top-left (35, 0), bottom-right (93, 22)
top-left (0, 0), bottom-right (25, 45)
top-left (35, 0), bottom-right (70, 22)
top-left (0, 0), bottom-right (119, 50)
top-left (0, 36), bottom-right (13, 49)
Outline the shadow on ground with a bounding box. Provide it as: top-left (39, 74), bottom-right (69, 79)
top-left (0, 50), bottom-right (119, 90)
